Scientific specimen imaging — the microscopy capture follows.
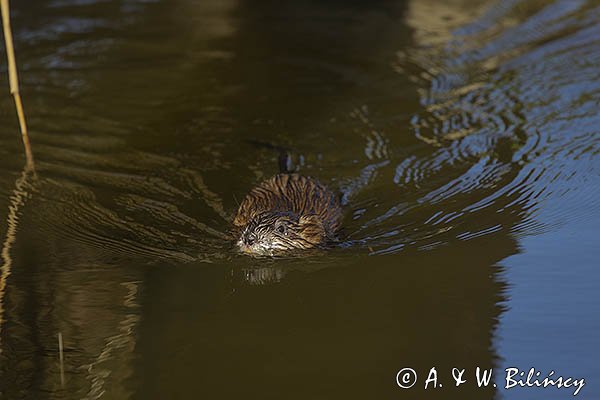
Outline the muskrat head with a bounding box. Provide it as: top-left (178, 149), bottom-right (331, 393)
top-left (237, 212), bottom-right (326, 256)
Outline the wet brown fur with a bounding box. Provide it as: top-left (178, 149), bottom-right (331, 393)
top-left (234, 174), bottom-right (342, 253)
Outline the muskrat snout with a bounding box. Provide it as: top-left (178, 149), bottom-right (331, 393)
top-left (237, 232), bottom-right (259, 254)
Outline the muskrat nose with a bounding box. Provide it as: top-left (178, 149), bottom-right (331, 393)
top-left (245, 235), bottom-right (255, 245)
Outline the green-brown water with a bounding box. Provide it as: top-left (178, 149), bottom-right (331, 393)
top-left (0, 0), bottom-right (599, 399)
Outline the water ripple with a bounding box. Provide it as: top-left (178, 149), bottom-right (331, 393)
top-left (349, 0), bottom-right (600, 254)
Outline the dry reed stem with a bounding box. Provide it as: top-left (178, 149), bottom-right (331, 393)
top-left (0, 0), bottom-right (35, 354)
top-left (1, 0), bottom-right (34, 169)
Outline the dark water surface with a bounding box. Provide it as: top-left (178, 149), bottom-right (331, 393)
top-left (1, 0), bottom-right (599, 398)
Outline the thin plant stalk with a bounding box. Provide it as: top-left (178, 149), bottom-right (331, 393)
top-left (1, 0), bottom-right (34, 169)
top-left (0, 0), bottom-right (35, 355)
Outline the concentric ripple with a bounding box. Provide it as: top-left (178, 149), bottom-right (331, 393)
top-left (345, 0), bottom-right (600, 254)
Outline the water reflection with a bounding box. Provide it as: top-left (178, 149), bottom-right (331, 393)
top-left (0, 167), bottom-right (36, 354)
top-left (136, 232), bottom-right (511, 399)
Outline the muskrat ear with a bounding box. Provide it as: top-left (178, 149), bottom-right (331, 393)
top-left (299, 214), bottom-right (322, 227)
top-left (298, 215), bottom-right (326, 244)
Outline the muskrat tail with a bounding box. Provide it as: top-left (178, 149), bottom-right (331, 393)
top-left (277, 151), bottom-right (294, 174)
top-left (244, 139), bottom-right (296, 174)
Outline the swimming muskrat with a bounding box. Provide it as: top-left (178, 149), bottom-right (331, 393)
top-left (233, 173), bottom-right (342, 256)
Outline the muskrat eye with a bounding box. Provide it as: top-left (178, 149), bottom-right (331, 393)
top-left (276, 224), bottom-right (287, 235)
